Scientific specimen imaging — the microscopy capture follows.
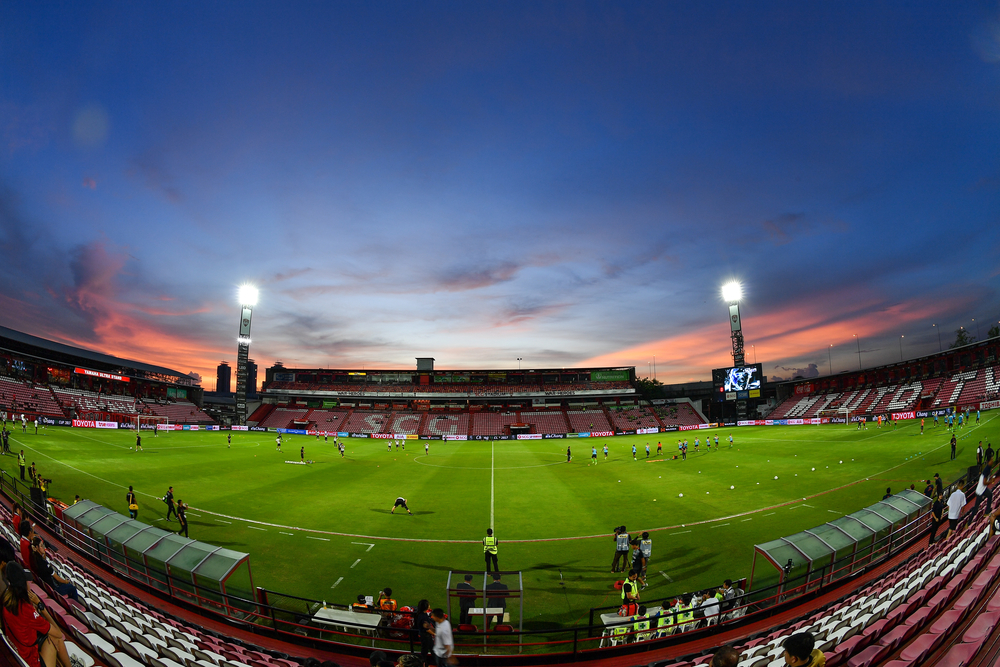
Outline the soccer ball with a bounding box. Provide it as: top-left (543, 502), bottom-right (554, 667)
top-left (678, 493), bottom-right (684, 497)
top-left (706, 491), bottom-right (710, 495)
top-left (840, 460), bottom-right (843, 464)
top-left (774, 476), bottom-right (778, 480)
top-left (730, 485), bottom-right (734, 490)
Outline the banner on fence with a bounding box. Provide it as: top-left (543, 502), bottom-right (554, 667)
top-left (72, 419), bottom-right (118, 429)
top-left (231, 425), bottom-right (249, 431)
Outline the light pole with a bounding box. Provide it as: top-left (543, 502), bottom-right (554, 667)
top-left (933, 324), bottom-right (941, 352)
top-left (722, 281), bottom-right (745, 366)
top-left (653, 355), bottom-right (656, 380)
top-left (973, 318), bottom-right (980, 340)
top-left (751, 344), bottom-right (756, 365)
top-left (517, 357), bottom-right (522, 370)
top-left (899, 335), bottom-right (904, 362)
top-left (828, 344), bottom-right (833, 376)
top-left (854, 334), bottom-right (862, 371)
top-left (235, 284), bottom-right (258, 426)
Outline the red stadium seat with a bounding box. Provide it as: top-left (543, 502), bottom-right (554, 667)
top-left (898, 633), bottom-right (944, 664)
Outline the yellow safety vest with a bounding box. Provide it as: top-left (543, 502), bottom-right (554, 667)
top-left (657, 611), bottom-right (675, 629)
top-left (621, 580), bottom-right (637, 601)
top-left (484, 536), bottom-right (498, 554)
top-left (633, 616), bottom-right (650, 633)
top-left (676, 603), bottom-right (693, 623)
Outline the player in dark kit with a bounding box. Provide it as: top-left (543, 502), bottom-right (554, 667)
top-left (391, 497), bottom-right (412, 515)
top-left (227, 433), bottom-right (231, 447)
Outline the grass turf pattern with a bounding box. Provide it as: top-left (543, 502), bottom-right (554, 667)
top-left (0, 416), bottom-right (995, 628)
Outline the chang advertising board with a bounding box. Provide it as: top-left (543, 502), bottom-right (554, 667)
top-left (590, 370), bottom-right (630, 382)
top-left (712, 364), bottom-right (763, 401)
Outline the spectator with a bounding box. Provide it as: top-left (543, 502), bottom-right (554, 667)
top-left (976, 467), bottom-right (993, 515)
top-left (781, 632), bottom-right (824, 666)
top-left (396, 656), bottom-right (422, 667)
top-left (456, 575), bottom-right (475, 625)
top-left (415, 599), bottom-right (434, 666)
top-left (947, 483), bottom-right (967, 539)
top-left (368, 651), bottom-right (387, 667)
top-left (882, 487), bottom-right (892, 500)
top-left (929, 492), bottom-right (946, 544)
top-left (486, 573), bottom-right (508, 629)
top-left (2, 562), bottom-right (74, 667)
top-left (29, 537), bottom-right (78, 602)
top-left (431, 608), bottom-right (453, 667)
top-left (10, 502), bottom-right (20, 534)
top-left (720, 579), bottom-right (736, 612)
top-left (711, 646), bottom-right (741, 667)
top-left (19, 519), bottom-right (33, 566)
top-left (923, 479), bottom-right (934, 497)
top-left (698, 589), bottom-right (720, 625)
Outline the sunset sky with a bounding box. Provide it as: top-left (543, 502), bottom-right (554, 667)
top-left (2, 2), bottom-right (999, 389)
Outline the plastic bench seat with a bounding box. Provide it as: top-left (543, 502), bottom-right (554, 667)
top-left (899, 632), bottom-right (944, 664)
top-left (879, 624), bottom-right (913, 652)
top-left (962, 610), bottom-right (1000, 644)
top-left (935, 642), bottom-right (979, 667)
top-left (846, 644), bottom-right (890, 667)
top-left (929, 609), bottom-right (964, 635)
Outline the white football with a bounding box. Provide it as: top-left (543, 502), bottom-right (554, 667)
top-left (812, 467), bottom-right (815, 471)
top-left (679, 493), bottom-right (684, 497)
top-left (774, 476), bottom-right (778, 479)
top-left (730, 485), bottom-right (735, 490)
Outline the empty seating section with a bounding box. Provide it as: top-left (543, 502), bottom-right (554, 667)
top-left (142, 401), bottom-right (214, 424)
top-left (422, 413), bottom-right (469, 437)
top-left (0, 504), bottom-right (301, 667)
top-left (257, 407), bottom-right (309, 429)
top-left (885, 382), bottom-right (923, 412)
top-left (566, 410), bottom-right (612, 433)
top-left (957, 365), bottom-right (1000, 405)
top-left (387, 412), bottom-right (423, 434)
top-left (53, 387), bottom-right (139, 415)
top-left (470, 412), bottom-right (518, 436)
top-left (607, 407), bottom-right (659, 430)
top-left (519, 411), bottom-right (570, 434)
top-left (0, 376), bottom-right (65, 416)
top-left (342, 410), bottom-right (391, 434)
top-left (935, 371), bottom-right (976, 407)
top-left (655, 403), bottom-right (705, 427)
top-left (305, 409), bottom-right (349, 431)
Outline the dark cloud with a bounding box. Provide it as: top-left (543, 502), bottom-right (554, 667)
top-left (770, 363), bottom-right (820, 382)
top-left (433, 261), bottom-right (522, 292)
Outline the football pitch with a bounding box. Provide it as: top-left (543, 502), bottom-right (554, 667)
top-left (1, 416), bottom-right (995, 628)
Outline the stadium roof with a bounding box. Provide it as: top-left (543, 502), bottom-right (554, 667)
top-left (0, 325), bottom-right (193, 381)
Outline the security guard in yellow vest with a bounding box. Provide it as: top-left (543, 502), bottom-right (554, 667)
top-left (17, 450), bottom-right (25, 481)
top-left (632, 605), bottom-right (651, 641)
top-left (619, 570), bottom-right (640, 616)
top-left (484, 528), bottom-right (499, 572)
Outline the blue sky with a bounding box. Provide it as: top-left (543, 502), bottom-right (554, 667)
top-left (1, 1), bottom-right (999, 388)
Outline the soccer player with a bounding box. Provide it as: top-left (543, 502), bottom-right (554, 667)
top-left (921, 418), bottom-right (924, 435)
top-left (275, 435), bottom-right (282, 451)
top-left (632, 444), bottom-right (637, 460)
top-left (603, 444), bottom-right (609, 460)
top-left (591, 446), bottom-right (598, 465)
top-left (391, 497), bottom-right (412, 515)
top-left (324, 432), bottom-right (328, 442)
top-left (951, 434), bottom-right (957, 461)
top-left (645, 443), bottom-right (650, 458)
top-left (227, 432), bottom-right (232, 447)
top-left (714, 435), bottom-right (719, 448)
top-left (387, 441), bottom-right (392, 452)
top-left (934, 412), bottom-right (939, 427)
top-left (135, 433), bottom-right (143, 452)
top-left (567, 445), bottom-right (572, 462)
top-left (977, 410), bottom-right (981, 425)
top-left (339, 442), bottom-right (346, 458)
top-left (728, 433), bottom-right (733, 448)
top-left (301, 446), bottom-right (305, 463)
top-left (395, 440), bottom-right (399, 450)
top-left (694, 437), bottom-right (699, 452)
top-left (656, 441), bottom-right (662, 455)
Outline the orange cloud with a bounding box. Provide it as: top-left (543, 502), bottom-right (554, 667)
top-left (580, 296), bottom-right (953, 383)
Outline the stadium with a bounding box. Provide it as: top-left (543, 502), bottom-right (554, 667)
top-left (4, 4), bottom-right (1000, 667)
top-left (0, 294), bottom-right (998, 667)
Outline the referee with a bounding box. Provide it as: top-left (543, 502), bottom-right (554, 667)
top-left (483, 528), bottom-right (499, 572)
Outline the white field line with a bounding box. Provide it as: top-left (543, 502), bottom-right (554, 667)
top-left (350, 559), bottom-right (361, 569)
top-left (352, 542), bottom-right (375, 552)
top-left (331, 577), bottom-right (344, 589)
top-left (307, 536), bottom-right (330, 542)
top-left (660, 571), bottom-right (673, 582)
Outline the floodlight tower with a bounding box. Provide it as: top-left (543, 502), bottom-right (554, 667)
top-left (722, 281), bottom-right (745, 366)
top-left (235, 285), bottom-right (258, 426)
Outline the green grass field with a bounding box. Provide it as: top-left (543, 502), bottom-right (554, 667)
top-left (1, 415), bottom-right (995, 629)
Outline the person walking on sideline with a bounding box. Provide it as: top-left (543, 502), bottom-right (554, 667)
top-left (126, 486), bottom-right (138, 519)
top-left (484, 528), bottom-right (499, 573)
top-left (431, 608), bottom-right (453, 667)
top-left (177, 500), bottom-right (189, 537)
top-left (164, 486), bottom-right (177, 521)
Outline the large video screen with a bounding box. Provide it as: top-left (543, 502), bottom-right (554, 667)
top-left (712, 363), bottom-right (763, 398)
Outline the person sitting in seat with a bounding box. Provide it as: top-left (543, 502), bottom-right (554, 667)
top-left (782, 632), bottom-right (825, 667)
top-left (29, 538), bottom-right (78, 602)
top-left (352, 594), bottom-right (371, 612)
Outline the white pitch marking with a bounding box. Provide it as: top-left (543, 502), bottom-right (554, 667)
top-left (246, 525), bottom-right (266, 531)
top-left (763, 512), bottom-right (776, 517)
top-left (279, 531), bottom-right (294, 536)
top-left (710, 523), bottom-right (730, 529)
top-left (350, 559), bottom-right (361, 569)
top-left (215, 519), bottom-right (232, 524)
top-left (659, 571), bottom-right (673, 582)
top-left (352, 542), bottom-right (375, 552)
top-left (669, 530), bottom-right (692, 535)
top-left (307, 536), bottom-right (330, 542)
top-left (741, 518), bottom-right (753, 522)
top-left (802, 504), bottom-right (815, 508)
top-left (331, 577), bottom-right (344, 589)
top-left (828, 510), bottom-right (843, 514)
top-left (187, 512), bottom-right (201, 517)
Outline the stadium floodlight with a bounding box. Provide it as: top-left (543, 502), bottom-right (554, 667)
top-left (234, 284), bottom-right (259, 425)
top-left (721, 281), bottom-right (743, 303)
top-left (238, 284), bottom-right (259, 306)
